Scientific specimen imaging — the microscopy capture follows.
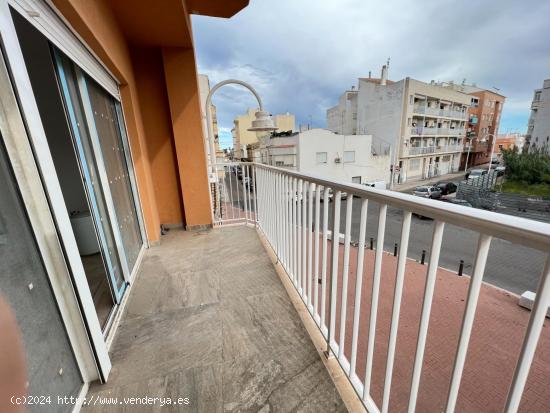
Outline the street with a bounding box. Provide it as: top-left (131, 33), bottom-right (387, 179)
top-left (223, 170), bottom-right (545, 295)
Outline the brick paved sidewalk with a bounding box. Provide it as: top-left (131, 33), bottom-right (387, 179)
top-left (308, 238), bottom-right (549, 412)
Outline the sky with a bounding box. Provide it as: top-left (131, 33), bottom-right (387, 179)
top-left (192, 0), bottom-right (550, 149)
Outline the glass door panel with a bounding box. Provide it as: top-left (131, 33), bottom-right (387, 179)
top-left (84, 78), bottom-right (143, 272)
top-left (54, 51), bottom-right (126, 303)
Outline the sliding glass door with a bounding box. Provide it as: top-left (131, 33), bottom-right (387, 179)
top-left (84, 79), bottom-right (143, 271)
top-left (53, 50), bottom-right (144, 303)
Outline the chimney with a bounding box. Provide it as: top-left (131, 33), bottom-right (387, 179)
top-left (368, 71), bottom-right (372, 79)
top-left (381, 64), bottom-right (388, 86)
top-left (351, 85), bottom-right (355, 90)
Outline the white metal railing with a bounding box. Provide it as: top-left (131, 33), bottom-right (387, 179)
top-left (211, 162), bottom-right (550, 413)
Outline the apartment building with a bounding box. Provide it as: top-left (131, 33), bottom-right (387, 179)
top-left (495, 133), bottom-right (523, 157)
top-left (326, 87), bottom-right (358, 134)
top-left (256, 128), bottom-right (390, 185)
top-left (233, 109), bottom-right (295, 159)
top-left (526, 79), bottom-right (550, 152)
top-left (198, 74), bottom-right (223, 169)
top-left (329, 66), bottom-right (469, 184)
top-left (440, 82), bottom-right (505, 167)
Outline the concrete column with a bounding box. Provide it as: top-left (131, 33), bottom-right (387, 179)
top-left (162, 47), bottom-right (212, 229)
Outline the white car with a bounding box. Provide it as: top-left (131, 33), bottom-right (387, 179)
top-left (467, 169), bottom-right (488, 180)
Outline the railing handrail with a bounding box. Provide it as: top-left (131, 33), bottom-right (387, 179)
top-left (250, 162), bottom-right (550, 251)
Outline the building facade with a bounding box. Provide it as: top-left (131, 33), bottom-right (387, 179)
top-left (257, 128), bottom-right (390, 186)
top-left (494, 133), bottom-right (523, 157)
top-left (326, 88), bottom-right (358, 134)
top-left (526, 79), bottom-right (550, 152)
top-left (328, 67), bottom-right (470, 184)
top-left (198, 74), bottom-right (224, 169)
top-left (440, 82), bottom-right (506, 168)
top-left (233, 109), bottom-right (295, 159)
top-left (0, 0), bottom-right (247, 409)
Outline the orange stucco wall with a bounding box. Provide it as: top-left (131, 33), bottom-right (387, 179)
top-left (131, 47), bottom-right (184, 226)
top-left (162, 48), bottom-right (213, 227)
top-left (50, 0), bottom-right (216, 238)
top-left (51, 0), bottom-right (162, 241)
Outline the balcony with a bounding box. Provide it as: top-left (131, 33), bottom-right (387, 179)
top-left (205, 162), bottom-right (550, 413)
top-left (413, 106), bottom-right (468, 120)
top-left (83, 225), bottom-right (346, 411)
top-left (411, 127), bottom-right (465, 137)
top-left (83, 162), bottom-right (550, 413)
top-left (408, 145), bottom-right (463, 156)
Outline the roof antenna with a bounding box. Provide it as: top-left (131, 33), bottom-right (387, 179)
top-left (387, 57), bottom-right (391, 68)
top-left (368, 70), bottom-right (372, 78)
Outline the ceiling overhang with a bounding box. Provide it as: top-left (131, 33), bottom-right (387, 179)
top-left (187, 0), bottom-right (249, 18)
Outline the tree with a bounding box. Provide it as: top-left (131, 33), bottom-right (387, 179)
top-left (501, 147), bottom-right (550, 185)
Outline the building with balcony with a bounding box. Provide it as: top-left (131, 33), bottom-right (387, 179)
top-left (256, 128), bottom-right (390, 185)
top-left (525, 79), bottom-right (550, 152)
top-left (233, 109), bottom-right (296, 160)
top-left (439, 81), bottom-right (506, 168)
top-left (328, 66), bottom-right (469, 184)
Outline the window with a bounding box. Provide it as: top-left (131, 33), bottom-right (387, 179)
top-left (343, 151), bottom-right (355, 163)
top-left (534, 91), bottom-right (541, 101)
top-left (275, 161), bottom-right (284, 166)
top-left (352, 176), bottom-right (361, 184)
top-left (409, 158), bottom-right (421, 170)
top-left (316, 152), bottom-right (327, 164)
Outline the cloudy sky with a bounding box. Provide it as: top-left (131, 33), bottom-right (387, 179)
top-left (192, 0), bottom-right (550, 149)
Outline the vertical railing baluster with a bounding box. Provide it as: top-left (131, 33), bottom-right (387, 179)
top-left (320, 187), bottom-right (330, 330)
top-left (308, 183), bottom-right (315, 310)
top-left (302, 181), bottom-right (308, 300)
top-left (328, 190), bottom-right (342, 354)
top-left (445, 233), bottom-right (492, 413)
top-left (314, 185), bottom-right (321, 320)
top-left (408, 220), bottom-right (445, 413)
top-left (350, 197), bottom-right (369, 376)
top-left (297, 179), bottom-right (303, 294)
top-left (381, 210), bottom-right (412, 413)
top-left (236, 164), bottom-right (242, 221)
top-left (338, 194), bottom-right (354, 360)
top-left (228, 164), bottom-right (235, 222)
top-left (252, 165), bottom-right (258, 224)
top-left (242, 164), bottom-right (249, 223)
top-left (292, 177), bottom-right (298, 286)
top-left (504, 255), bottom-right (550, 413)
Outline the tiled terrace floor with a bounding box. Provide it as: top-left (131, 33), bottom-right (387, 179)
top-left (83, 226), bottom-right (346, 412)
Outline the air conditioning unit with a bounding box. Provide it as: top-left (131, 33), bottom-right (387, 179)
top-left (334, 157), bottom-right (342, 163)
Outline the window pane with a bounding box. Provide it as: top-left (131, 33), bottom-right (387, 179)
top-left (57, 54), bottom-right (126, 295)
top-left (316, 152), bottom-right (327, 163)
top-left (344, 150), bottom-right (355, 163)
top-left (0, 140), bottom-right (82, 409)
top-left (85, 77), bottom-right (143, 273)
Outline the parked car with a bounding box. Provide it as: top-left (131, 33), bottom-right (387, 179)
top-left (328, 188), bottom-right (348, 201)
top-left (413, 186), bottom-right (442, 199)
top-left (440, 198), bottom-right (473, 207)
top-left (495, 166), bottom-right (506, 177)
top-left (466, 169), bottom-right (487, 180)
top-left (435, 181), bottom-right (457, 195)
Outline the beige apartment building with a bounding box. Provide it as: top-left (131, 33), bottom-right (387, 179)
top-left (233, 109), bottom-right (295, 159)
top-left (329, 66), bottom-right (470, 183)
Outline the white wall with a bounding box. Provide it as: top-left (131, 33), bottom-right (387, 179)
top-left (529, 79), bottom-right (550, 152)
top-left (297, 129), bottom-right (389, 185)
top-left (357, 79), bottom-right (405, 154)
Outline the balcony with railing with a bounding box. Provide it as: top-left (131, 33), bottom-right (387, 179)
top-left (413, 106), bottom-right (468, 120)
top-left (408, 145), bottom-right (463, 156)
top-left (206, 162), bottom-right (550, 413)
top-left (411, 127), bottom-right (466, 137)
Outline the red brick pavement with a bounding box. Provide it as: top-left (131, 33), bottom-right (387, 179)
top-left (298, 237), bottom-right (550, 412)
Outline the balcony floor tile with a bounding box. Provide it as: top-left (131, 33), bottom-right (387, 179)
top-left (83, 226), bottom-right (346, 412)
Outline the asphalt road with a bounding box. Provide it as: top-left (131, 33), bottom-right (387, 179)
top-left (224, 171), bottom-right (545, 295)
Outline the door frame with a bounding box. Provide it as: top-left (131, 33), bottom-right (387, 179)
top-left (0, 0), bottom-right (110, 382)
top-left (0, 7), bottom-right (104, 383)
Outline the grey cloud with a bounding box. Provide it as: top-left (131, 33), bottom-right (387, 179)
top-left (193, 0), bottom-right (550, 146)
